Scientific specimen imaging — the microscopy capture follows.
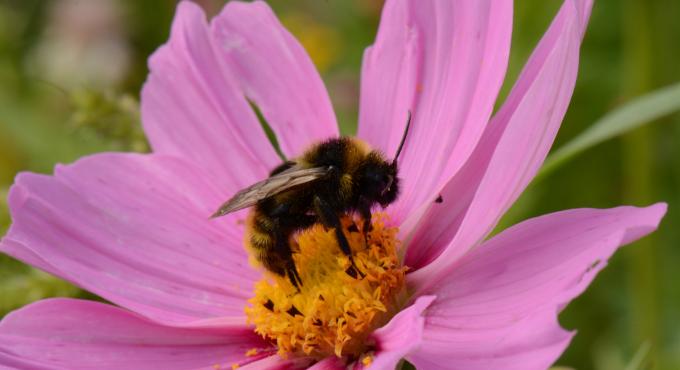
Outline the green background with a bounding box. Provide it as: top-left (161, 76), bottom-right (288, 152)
top-left (0, 1), bottom-right (678, 369)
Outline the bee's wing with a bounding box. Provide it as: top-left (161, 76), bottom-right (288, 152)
top-left (210, 166), bottom-right (329, 218)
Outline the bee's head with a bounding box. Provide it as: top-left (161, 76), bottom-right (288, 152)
top-left (359, 110), bottom-right (409, 209)
top-left (377, 162), bottom-right (399, 207)
top-left (359, 154), bottom-right (399, 208)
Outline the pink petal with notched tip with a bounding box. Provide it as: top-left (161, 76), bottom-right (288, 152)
top-left (142, 1), bottom-right (280, 192)
top-left (231, 297), bottom-right (437, 370)
top-left (211, 1), bottom-right (338, 158)
top-left (358, 0), bottom-right (513, 224)
top-left (406, 204), bottom-right (666, 369)
top-left (406, 0), bottom-right (592, 278)
top-left (0, 298), bottom-right (267, 370)
top-left (236, 297), bottom-right (437, 370)
top-left (366, 295), bottom-right (436, 370)
top-left (0, 153), bottom-right (258, 325)
top-left (357, 0), bottom-right (417, 164)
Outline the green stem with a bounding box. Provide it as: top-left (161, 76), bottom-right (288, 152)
top-left (621, 0), bottom-right (659, 364)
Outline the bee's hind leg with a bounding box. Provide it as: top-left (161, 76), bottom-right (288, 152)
top-left (313, 196), bottom-right (366, 279)
top-left (280, 248), bottom-right (303, 292)
top-left (358, 197), bottom-right (373, 248)
top-left (285, 258), bottom-right (303, 291)
top-left (271, 225), bottom-right (303, 292)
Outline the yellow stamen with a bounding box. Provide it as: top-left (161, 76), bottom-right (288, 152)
top-left (361, 354), bottom-right (374, 367)
top-left (245, 213), bottom-right (407, 359)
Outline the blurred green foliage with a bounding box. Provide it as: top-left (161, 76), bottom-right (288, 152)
top-left (68, 88), bottom-right (147, 152)
top-left (0, 1), bottom-right (678, 369)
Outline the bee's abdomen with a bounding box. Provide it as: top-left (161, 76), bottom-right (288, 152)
top-left (246, 211), bottom-right (287, 276)
top-left (247, 211), bottom-right (276, 255)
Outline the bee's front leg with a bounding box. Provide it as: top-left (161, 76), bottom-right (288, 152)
top-left (313, 195), bottom-right (365, 279)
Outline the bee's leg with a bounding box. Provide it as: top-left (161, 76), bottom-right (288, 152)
top-left (285, 255), bottom-right (303, 291)
top-left (313, 196), bottom-right (365, 279)
top-left (293, 214), bottom-right (318, 230)
top-left (261, 242), bottom-right (300, 290)
top-left (272, 223), bottom-right (303, 291)
top-left (358, 197), bottom-right (373, 247)
top-left (280, 244), bottom-right (302, 291)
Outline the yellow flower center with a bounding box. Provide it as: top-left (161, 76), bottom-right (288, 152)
top-left (245, 213), bottom-right (407, 360)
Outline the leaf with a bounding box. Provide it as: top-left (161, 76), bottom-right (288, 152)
top-left (624, 341), bottom-right (651, 370)
top-left (537, 82), bottom-right (680, 179)
top-left (0, 267), bottom-right (82, 317)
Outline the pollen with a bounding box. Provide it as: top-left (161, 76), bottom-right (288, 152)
top-left (245, 213), bottom-right (407, 360)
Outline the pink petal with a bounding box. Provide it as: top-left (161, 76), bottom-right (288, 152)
top-left (211, 1), bottom-right (338, 157)
top-left (367, 296), bottom-right (436, 370)
top-left (0, 352), bottom-right (54, 370)
top-left (407, 0), bottom-right (592, 278)
top-left (406, 204), bottom-right (666, 369)
top-left (142, 1), bottom-right (280, 191)
top-left (307, 358), bottom-right (344, 370)
top-left (358, 0), bottom-right (513, 223)
top-left (238, 355), bottom-right (310, 370)
top-left (0, 298), bottom-right (268, 370)
top-left (0, 153), bottom-right (259, 325)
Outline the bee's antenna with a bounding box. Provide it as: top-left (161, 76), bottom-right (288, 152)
top-left (393, 110), bottom-right (411, 164)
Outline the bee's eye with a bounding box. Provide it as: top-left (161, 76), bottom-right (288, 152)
top-left (366, 171), bottom-right (382, 184)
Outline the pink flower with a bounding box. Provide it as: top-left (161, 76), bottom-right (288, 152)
top-left (0, 0), bottom-right (666, 369)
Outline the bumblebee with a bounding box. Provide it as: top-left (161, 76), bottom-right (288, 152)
top-left (212, 115), bottom-right (410, 289)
